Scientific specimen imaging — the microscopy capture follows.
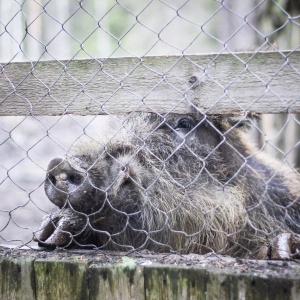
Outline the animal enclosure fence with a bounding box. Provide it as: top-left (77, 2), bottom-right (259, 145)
top-left (1, 0), bottom-right (300, 260)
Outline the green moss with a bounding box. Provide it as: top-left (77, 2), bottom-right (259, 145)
top-left (0, 259), bottom-right (22, 295)
top-left (34, 260), bottom-right (89, 300)
top-left (0, 257), bottom-right (35, 300)
top-left (2, 255), bottom-right (300, 300)
top-left (144, 265), bottom-right (207, 300)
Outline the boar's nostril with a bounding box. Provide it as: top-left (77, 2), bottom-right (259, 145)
top-left (68, 173), bottom-right (84, 185)
top-left (48, 174), bottom-right (56, 185)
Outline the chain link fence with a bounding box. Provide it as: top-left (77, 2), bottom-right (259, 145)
top-left (1, 0), bottom-right (300, 259)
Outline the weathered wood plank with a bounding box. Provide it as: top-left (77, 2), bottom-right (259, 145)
top-left (0, 257), bottom-right (35, 300)
top-left (2, 247), bottom-right (300, 300)
top-left (144, 266), bottom-right (207, 300)
top-left (34, 259), bottom-right (89, 300)
top-left (143, 264), bottom-right (300, 300)
top-left (88, 257), bottom-right (144, 300)
top-left (0, 51), bottom-right (300, 116)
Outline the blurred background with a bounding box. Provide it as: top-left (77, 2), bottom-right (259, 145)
top-left (1, 0), bottom-right (300, 246)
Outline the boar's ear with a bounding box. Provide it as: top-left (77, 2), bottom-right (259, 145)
top-left (227, 112), bottom-right (259, 130)
top-left (209, 112), bottom-right (259, 132)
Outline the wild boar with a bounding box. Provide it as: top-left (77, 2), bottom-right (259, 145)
top-left (34, 112), bottom-right (300, 259)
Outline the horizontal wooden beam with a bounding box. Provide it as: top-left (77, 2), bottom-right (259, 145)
top-left (1, 51), bottom-right (299, 116)
top-left (2, 247), bottom-right (300, 299)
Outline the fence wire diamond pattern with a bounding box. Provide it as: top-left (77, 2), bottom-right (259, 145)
top-left (1, 0), bottom-right (300, 260)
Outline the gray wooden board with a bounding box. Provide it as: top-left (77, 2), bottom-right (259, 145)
top-left (1, 51), bottom-right (299, 116)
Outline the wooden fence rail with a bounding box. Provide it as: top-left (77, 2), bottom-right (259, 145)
top-left (1, 51), bottom-right (300, 116)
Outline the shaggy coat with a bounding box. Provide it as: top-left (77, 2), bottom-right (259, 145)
top-left (36, 113), bottom-right (300, 258)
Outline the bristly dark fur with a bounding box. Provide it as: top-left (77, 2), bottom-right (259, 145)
top-left (35, 112), bottom-right (300, 258)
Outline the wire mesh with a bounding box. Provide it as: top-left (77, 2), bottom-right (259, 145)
top-left (1, 0), bottom-right (300, 259)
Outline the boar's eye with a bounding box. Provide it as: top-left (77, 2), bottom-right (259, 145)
top-left (175, 117), bottom-right (195, 131)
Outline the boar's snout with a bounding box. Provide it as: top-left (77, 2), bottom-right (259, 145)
top-left (44, 158), bottom-right (98, 213)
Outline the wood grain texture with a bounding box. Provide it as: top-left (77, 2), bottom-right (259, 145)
top-left (1, 51), bottom-right (299, 116)
top-left (2, 252), bottom-right (300, 300)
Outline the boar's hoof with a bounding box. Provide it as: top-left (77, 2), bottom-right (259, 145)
top-left (270, 233), bottom-right (300, 260)
top-left (34, 208), bottom-right (87, 248)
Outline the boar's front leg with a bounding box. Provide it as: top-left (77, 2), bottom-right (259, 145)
top-left (34, 208), bottom-right (87, 247)
top-left (270, 233), bottom-right (300, 260)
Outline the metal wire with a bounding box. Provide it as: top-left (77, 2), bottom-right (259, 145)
top-left (0, 0), bottom-right (300, 259)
